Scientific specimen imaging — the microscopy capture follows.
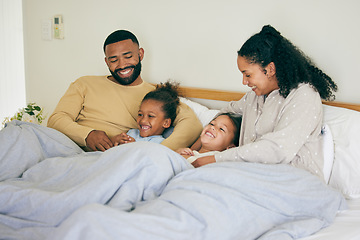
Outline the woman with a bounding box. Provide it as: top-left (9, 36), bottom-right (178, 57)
top-left (192, 25), bottom-right (337, 179)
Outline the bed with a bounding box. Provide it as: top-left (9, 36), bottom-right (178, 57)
top-left (0, 86), bottom-right (359, 240)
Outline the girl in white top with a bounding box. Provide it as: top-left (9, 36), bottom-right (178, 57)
top-left (177, 113), bottom-right (242, 163)
top-left (191, 25), bottom-right (338, 179)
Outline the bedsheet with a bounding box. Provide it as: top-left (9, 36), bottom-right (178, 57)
top-left (300, 198), bottom-right (360, 240)
top-left (0, 121), bottom-right (347, 240)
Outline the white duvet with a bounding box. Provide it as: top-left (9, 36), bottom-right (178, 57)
top-left (0, 121), bottom-right (347, 240)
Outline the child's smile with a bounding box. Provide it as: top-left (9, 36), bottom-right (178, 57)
top-left (137, 99), bottom-right (171, 137)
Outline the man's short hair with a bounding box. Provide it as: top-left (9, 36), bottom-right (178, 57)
top-left (103, 30), bottom-right (139, 52)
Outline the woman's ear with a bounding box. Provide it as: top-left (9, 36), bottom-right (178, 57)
top-left (163, 118), bottom-right (171, 128)
top-left (266, 62), bottom-right (276, 78)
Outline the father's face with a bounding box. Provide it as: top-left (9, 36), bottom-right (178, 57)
top-left (105, 39), bottom-right (144, 86)
top-left (109, 58), bottom-right (142, 85)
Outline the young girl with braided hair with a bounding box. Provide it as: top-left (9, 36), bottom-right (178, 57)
top-left (111, 81), bottom-right (180, 145)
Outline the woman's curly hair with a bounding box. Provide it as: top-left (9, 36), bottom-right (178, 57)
top-left (238, 25), bottom-right (337, 101)
top-left (142, 80), bottom-right (181, 125)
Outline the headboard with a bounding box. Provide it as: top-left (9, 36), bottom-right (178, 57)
top-left (177, 86), bottom-right (360, 112)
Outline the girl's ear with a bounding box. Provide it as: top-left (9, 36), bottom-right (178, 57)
top-left (163, 118), bottom-right (171, 128)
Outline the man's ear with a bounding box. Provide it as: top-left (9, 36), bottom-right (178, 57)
top-left (139, 48), bottom-right (144, 61)
top-left (104, 57), bottom-right (110, 68)
top-left (226, 143), bottom-right (236, 150)
top-left (163, 118), bottom-right (171, 128)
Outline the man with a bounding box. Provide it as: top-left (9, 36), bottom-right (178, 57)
top-left (47, 30), bottom-right (202, 151)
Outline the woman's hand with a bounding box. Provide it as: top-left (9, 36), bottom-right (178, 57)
top-left (192, 155), bottom-right (216, 168)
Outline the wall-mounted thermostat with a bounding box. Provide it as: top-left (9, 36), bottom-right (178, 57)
top-left (54, 15), bottom-right (64, 39)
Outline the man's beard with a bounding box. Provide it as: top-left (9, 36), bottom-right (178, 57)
top-left (110, 58), bottom-right (142, 85)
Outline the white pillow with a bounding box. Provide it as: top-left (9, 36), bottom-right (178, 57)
top-left (323, 105), bottom-right (360, 199)
top-left (180, 97), bottom-right (220, 127)
top-left (321, 124), bottom-right (334, 184)
top-left (163, 98), bottom-right (219, 139)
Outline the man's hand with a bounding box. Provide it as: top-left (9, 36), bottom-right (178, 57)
top-left (111, 133), bottom-right (135, 146)
top-left (192, 155), bottom-right (216, 168)
top-left (85, 130), bottom-right (113, 151)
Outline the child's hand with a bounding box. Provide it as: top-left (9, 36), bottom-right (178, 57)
top-left (111, 133), bottom-right (135, 146)
top-left (176, 148), bottom-right (194, 156)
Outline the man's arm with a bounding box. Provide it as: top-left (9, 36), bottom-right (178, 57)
top-left (161, 102), bottom-right (203, 151)
top-left (47, 80), bottom-right (111, 149)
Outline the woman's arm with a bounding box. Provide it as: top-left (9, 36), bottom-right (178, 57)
top-left (219, 93), bottom-right (247, 115)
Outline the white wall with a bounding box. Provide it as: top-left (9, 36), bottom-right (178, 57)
top-left (22, 0), bottom-right (360, 121)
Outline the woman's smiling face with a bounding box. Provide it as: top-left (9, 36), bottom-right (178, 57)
top-left (237, 56), bottom-right (279, 96)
